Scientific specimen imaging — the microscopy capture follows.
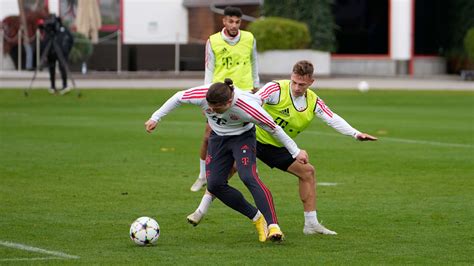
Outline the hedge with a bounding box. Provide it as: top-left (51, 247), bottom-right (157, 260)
top-left (248, 17), bottom-right (311, 52)
top-left (464, 28), bottom-right (474, 61)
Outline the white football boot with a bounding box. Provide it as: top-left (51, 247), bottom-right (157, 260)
top-left (190, 175), bottom-right (207, 192)
top-left (303, 223), bottom-right (337, 235)
top-left (186, 210), bottom-right (204, 226)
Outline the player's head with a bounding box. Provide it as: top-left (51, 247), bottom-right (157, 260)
top-left (207, 78), bottom-right (235, 113)
top-left (290, 60), bottom-right (315, 97)
top-left (223, 6), bottom-right (242, 37)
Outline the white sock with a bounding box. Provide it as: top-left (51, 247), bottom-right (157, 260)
top-left (252, 210), bottom-right (262, 222)
top-left (199, 159), bottom-right (206, 179)
top-left (304, 211), bottom-right (319, 225)
top-left (268, 223), bottom-right (280, 229)
top-left (197, 193), bottom-right (214, 214)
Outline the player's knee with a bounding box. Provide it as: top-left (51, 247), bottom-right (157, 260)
top-left (300, 164), bottom-right (315, 182)
top-left (206, 181), bottom-right (221, 195)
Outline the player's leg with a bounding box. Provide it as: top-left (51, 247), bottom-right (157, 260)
top-left (206, 132), bottom-right (266, 242)
top-left (256, 141), bottom-right (336, 235)
top-left (287, 161), bottom-right (316, 212)
top-left (206, 132), bottom-right (258, 219)
top-left (186, 190), bottom-right (214, 226)
top-left (190, 122), bottom-right (212, 192)
top-left (187, 164), bottom-right (237, 226)
top-left (286, 161), bottom-right (337, 235)
top-left (232, 129), bottom-right (283, 241)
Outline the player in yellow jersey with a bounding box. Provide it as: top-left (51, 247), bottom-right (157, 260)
top-left (187, 60), bottom-right (377, 235)
top-left (191, 6), bottom-right (260, 192)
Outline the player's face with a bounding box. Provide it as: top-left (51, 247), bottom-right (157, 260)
top-left (290, 73), bottom-right (314, 97)
top-left (208, 97), bottom-right (233, 114)
top-left (223, 16), bottom-right (241, 37)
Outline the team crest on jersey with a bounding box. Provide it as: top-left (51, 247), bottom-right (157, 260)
top-left (241, 144), bottom-right (249, 153)
top-left (279, 108), bottom-right (290, 116)
top-left (229, 113), bottom-right (240, 120)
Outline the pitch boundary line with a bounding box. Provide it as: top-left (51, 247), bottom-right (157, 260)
top-left (162, 121), bottom-right (472, 148)
top-left (0, 257), bottom-right (67, 262)
top-left (305, 131), bottom-right (473, 148)
top-left (0, 240), bottom-right (80, 260)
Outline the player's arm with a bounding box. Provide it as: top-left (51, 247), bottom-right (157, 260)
top-left (145, 88), bottom-right (207, 133)
top-left (251, 39), bottom-right (260, 91)
top-left (204, 39), bottom-right (215, 85)
top-left (315, 98), bottom-right (377, 141)
top-left (254, 82), bottom-right (281, 106)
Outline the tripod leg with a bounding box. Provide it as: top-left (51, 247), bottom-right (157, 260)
top-left (53, 42), bottom-right (79, 96)
top-left (26, 40), bottom-right (53, 96)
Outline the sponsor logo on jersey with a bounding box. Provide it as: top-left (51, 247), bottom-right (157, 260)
top-left (229, 113), bottom-right (240, 120)
top-left (279, 108), bottom-right (290, 116)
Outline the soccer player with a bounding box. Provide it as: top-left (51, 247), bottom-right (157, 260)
top-left (190, 6), bottom-right (260, 192)
top-left (186, 60), bottom-right (377, 235)
top-left (145, 78), bottom-right (309, 242)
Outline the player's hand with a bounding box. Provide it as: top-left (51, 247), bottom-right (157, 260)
top-left (295, 149), bottom-right (309, 164)
top-left (251, 87), bottom-right (260, 94)
top-left (356, 133), bottom-right (377, 141)
top-left (145, 119), bottom-right (158, 133)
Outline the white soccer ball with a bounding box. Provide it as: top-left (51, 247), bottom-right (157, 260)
top-left (129, 217), bottom-right (160, 246)
top-left (357, 81), bottom-right (370, 92)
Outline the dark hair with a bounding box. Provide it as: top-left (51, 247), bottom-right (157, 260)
top-left (224, 6), bottom-right (242, 17)
top-left (206, 78), bottom-right (234, 105)
top-left (292, 60), bottom-right (314, 77)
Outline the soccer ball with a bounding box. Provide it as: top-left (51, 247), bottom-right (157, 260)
top-left (357, 81), bottom-right (370, 93)
top-left (129, 217), bottom-right (160, 246)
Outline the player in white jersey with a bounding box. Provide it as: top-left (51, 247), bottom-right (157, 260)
top-left (186, 60), bottom-right (377, 235)
top-left (190, 6), bottom-right (260, 193)
top-left (145, 78), bottom-right (309, 242)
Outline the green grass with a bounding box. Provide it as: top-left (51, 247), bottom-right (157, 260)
top-left (0, 89), bottom-right (473, 264)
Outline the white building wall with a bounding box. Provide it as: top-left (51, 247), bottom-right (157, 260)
top-left (0, 1), bottom-right (19, 20)
top-left (0, 0), bottom-right (58, 20)
top-left (123, 0), bottom-right (188, 44)
top-left (390, 0), bottom-right (413, 60)
top-left (48, 0), bottom-right (60, 15)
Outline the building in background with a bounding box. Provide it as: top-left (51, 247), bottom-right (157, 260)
top-left (0, 0), bottom-right (454, 75)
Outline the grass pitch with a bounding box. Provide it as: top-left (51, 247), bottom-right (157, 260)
top-left (0, 88), bottom-right (473, 264)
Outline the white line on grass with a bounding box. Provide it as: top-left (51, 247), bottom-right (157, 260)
top-left (0, 257), bottom-right (66, 262)
top-left (0, 240), bottom-right (80, 260)
top-left (319, 182), bottom-right (339, 186)
top-left (305, 131), bottom-right (473, 148)
top-left (162, 121), bottom-right (473, 148)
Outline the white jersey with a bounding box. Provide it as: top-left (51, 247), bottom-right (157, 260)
top-left (256, 82), bottom-right (361, 138)
top-left (150, 86), bottom-right (301, 157)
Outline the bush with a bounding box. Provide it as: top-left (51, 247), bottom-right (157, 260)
top-left (69, 32), bottom-right (93, 63)
top-left (263, 0), bottom-right (336, 52)
top-left (464, 28), bottom-right (474, 61)
top-left (248, 17), bottom-right (311, 52)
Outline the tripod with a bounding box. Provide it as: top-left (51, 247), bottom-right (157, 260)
top-left (25, 35), bottom-right (79, 97)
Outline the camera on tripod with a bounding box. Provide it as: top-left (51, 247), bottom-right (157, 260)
top-left (25, 14), bottom-right (76, 96)
top-left (39, 14), bottom-right (62, 36)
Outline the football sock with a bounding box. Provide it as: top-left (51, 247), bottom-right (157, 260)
top-left (304, 211), bottom-right (318, 225)
top-left (199, 159), bottom-right (206, 179)
top-left (252, 210), bottom-right (262, 222)
top-left (197, 193), bottom-right (214, 214)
